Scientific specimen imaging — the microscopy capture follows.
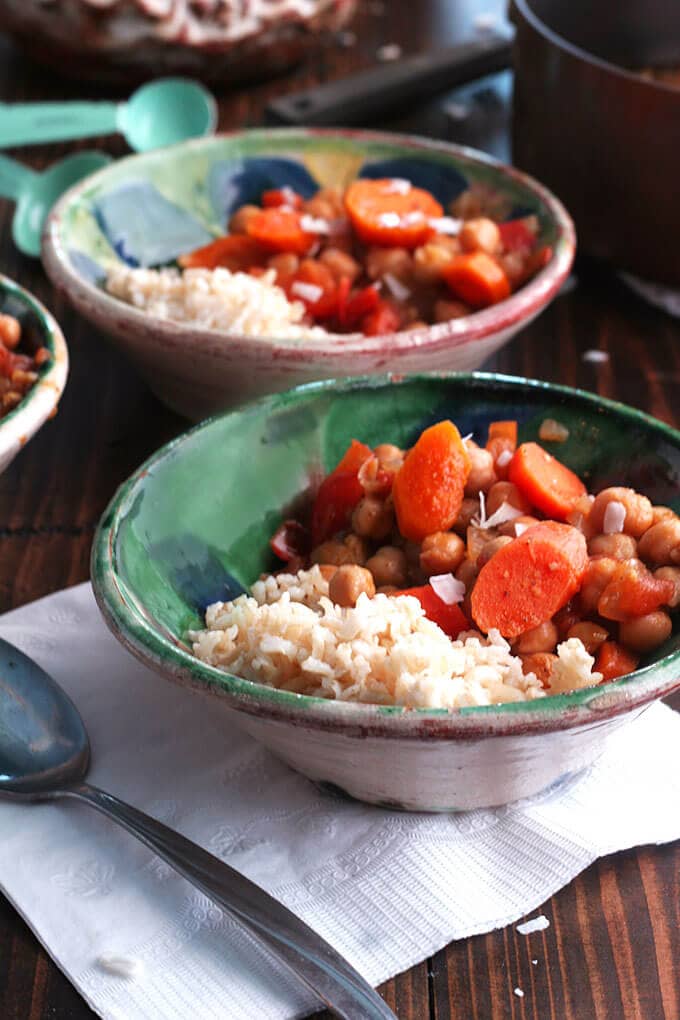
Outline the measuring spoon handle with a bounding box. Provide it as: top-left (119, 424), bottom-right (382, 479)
top-left (0, 153), bottom-right (35, 201)
top-left (62, 782), bottom-right (395, 1020)
top-left (0, 102), bottom-right (120, 149)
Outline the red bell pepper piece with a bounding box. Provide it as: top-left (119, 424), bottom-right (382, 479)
top-left (396, 584), bottom-right (468, 638)
top-left (498, 217), bottom-right (538, 253)
top-left (340, 284), bottom-right (381, 328)
top-left (310, 439), bottom-right (373, 545)
top-left (289, 260), bottom-right (338, 320)
top-left (361, 301), bottom-right (401, 336)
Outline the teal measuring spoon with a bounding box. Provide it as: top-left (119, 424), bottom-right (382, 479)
top-left (0, 79), bottom-right (217, 153)
top-left (0, 151), bottom-right (112, 257)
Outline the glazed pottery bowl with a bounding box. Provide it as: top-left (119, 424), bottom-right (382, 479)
top-left (92, 372), bottom-right (680, 811)
top-left (43, 129), bottom-right (574, 421)
top-left (0, 275), bottom-right (68, 475)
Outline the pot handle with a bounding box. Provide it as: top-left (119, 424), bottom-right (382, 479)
top-left (265, 33), bottom-right (513, 126)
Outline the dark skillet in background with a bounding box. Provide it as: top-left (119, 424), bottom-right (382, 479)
top-left (511, 0), bottom-right (680, 286)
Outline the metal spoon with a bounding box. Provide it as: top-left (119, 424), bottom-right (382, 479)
top-left (0, 151), bottom-right (112, 257)
top-left (0, 638), bottom-right (395, 1020)
top-left (0, 79), bottom-right (217, 153)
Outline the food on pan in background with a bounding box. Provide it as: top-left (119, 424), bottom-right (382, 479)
top-left (0, 313), bottom-right (51, 419)
top-left (191, 419), bottom-right (680, 707)
top-left (106, 178), bottom-right (551, 339)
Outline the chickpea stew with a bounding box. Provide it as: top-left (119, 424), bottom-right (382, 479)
top-left (267, 419), bottom-right (680, 688)
top-left (0, 311), bottom-right (52, 420)
top-left (177, 178), bottom-right (551, 337)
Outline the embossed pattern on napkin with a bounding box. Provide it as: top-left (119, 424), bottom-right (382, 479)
top-left (0, 583), bottom-right (679, 1020)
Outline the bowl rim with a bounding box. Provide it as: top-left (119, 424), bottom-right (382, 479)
top-left (92, 370), bottom-right (680, 740)
top-left (0, 274), bottom-right (69, 462)
top-left (42, 127), bottom-right (575, 359)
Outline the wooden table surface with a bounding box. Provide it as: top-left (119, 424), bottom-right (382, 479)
top-left (1, 2), bottom-right (678, 1018)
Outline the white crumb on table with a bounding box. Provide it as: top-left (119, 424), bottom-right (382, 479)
top-left (376, 43), bottom-right (402, 61)
top-left (517, 914), bottom-right (550, 935)
top-left (532, 959), bottom-right (538, 965)
top-left (96, 955), bottom-right (144, 979)
top-left (582, 349), bottom-right (610, 363)
top-left (514, 987), bottom-right (525, 998)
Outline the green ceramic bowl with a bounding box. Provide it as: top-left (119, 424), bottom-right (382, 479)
top-left (43, 128), bottom-right (574, 420)
top-left (0, 275), bottom-right (68, 475)
top-left (92, 373), bottom-right (680, 810)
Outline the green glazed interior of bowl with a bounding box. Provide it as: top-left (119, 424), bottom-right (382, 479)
top-left (52, 128), bottom-right (569, 290)
top-left (93, 373), bottom-right (680, 722)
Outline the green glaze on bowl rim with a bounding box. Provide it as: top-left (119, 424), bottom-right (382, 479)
top-left (92, 371), bottom-right (680, 740)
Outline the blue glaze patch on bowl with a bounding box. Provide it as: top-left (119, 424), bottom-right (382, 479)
top-left (209, 157), bottom-right (318, 227)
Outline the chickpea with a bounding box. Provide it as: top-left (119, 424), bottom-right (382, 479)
top-left (365, 247), bottom-right (413, 283)
top-left (514, 620), bottom-right (559, 655)
top-left (328, 565), bottom-right (376, 607)
top-left (638, 518), bottom-right (680, 565)
top-left (453, 497), bottom-right (480, 536)
top-left (319, 247), bottom-right (361, 284)
top-left (486, 481), bottom-right (532, 517)
top-left (476, 535), bottom-right (513, 569)
top-left (305, 188), bottom-right (343, 219)
top-left (520, 652), bottom-right (558, 686)
top-left (311, 535), bottom-right (366, 567)
top-left (553, 604), bottom-right (581, 638)
top-left (454, 557), bottom-right (478, 591)
top-left (459, 217), bottom-right (501, 255)
top-left (0, 313), bottom-right (21, 349)
top-left (651, 506), bottom-right (675, 526)
top-left (578, 557), bottom-right (618, 614)
top-left (407, 320), bottom-right (429, 331)
top-left (588, 487), bottom-right (654, 538)
top-left (434, 298), bottom-right (471, 323)
top-left (464, 444), bottom-right (497, 496)
top-left (499, 251), bottom-right (527, 288)
top-left (377, 585), bottom-right (399, 595)
top-left (268, 252), bottom-right (299, 279)
top-left (420, 532), bottom-right (465, 575)
top-left (375, 443), bottom-right (404, 472)
top-left (412, 238), bottom-right (459, 284)
top-left (588, 533), bottom-right (638, 561)
top-left (654, 566), bottom-right (680, 608)
top-left (567, 621), bottom-right (610, 654)
top-left (498, 514), bottom-right (539, 538)
top-left (352, 497), bottom-right (393, 541)
top-left (619, 611), bottom-right (672, 653)
top-left (228, 204), bottom-right (260, 234)
top-left (366, 546), bottom-right (408, 587)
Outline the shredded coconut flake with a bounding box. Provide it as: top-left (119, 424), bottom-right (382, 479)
top-left (539, 418), bottom-right (570, 443)
top-left (429, 215), bottom-right (463, 235)
top-left (383, 272), bottom-right (411, 301)
top-left (377, 211), bottom-right (401, 228)
top-left (299, 214), bottom-right (332, 234)
top-left (430, 573), bottom-right (466, 605)
top-left (496, 448), bottom-right (513, 468)
top-left (383, 178), bottom-right (411, 194)
top-left (480, 502), bottom-right (523, 530)
top-left (291, 281), bottom-right (323, 303)
top-left (603, 500), bottom-right (626, 534)
top-left (514, 521), bottom-right (530, 537)
top-left (517, 915), bottom-right (550, 935)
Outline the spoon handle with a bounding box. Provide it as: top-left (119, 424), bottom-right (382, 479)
top-left (0, 154), bottom-right (34, 201)
top-left (62, 783), bottom-right (395, 1020)
top-left (0, 102), bottom-right (119, 148)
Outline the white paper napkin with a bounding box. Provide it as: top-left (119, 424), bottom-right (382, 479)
top-left (1, 583), bottom-right (679, 1020)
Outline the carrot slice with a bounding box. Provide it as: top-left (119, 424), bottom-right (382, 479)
top-left (289, 260), bottom-right (338, 319)
top-left (396, 584), bottom-right (468, 638)
top-left (392, 421), bottom-right (471, 542)
top-left (508, 442), bottom-right (586, 521)
top-left (262, 188), bottom-right (303, 210)
top-left (471, 521), bottom-right (588, 638)
top-left (595, 641), bottom-right (640, 682)
top-left (442, 252), bottom-right (511, 308)
top-left (361, 301), bottom-right (401, 336)
top-left (246, 207), bottom-right (315, 255)
top-left (487, 420), bottom-right (518, 448)
top-left (310, 439), bottom-right (373, 545)
top-left (178, 235), bottom-right (267, 271)
top-left (344, 178), bottom-right (443, 249)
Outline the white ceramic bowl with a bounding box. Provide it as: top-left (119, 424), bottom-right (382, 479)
top-left (0, 275), bottom-right (68, 475)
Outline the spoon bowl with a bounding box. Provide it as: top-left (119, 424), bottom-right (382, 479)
top-left (12, 151), bottom-right (112, 257)
top-left (0, 638), bottom-right (89, 797)
top-left (120, 79), bottom-right (217, 152)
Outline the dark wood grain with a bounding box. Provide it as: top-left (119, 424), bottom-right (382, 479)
top-left (0, 2), bottom-right (678, 1018)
